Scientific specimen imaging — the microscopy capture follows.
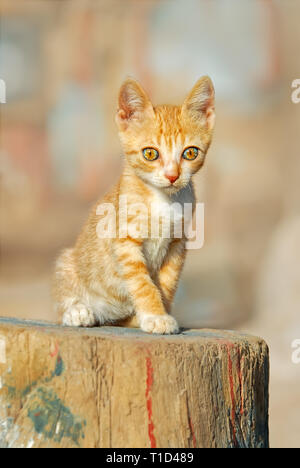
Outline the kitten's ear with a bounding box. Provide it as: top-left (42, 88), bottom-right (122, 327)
top-left (116, 78), bottom-right (154, 130)
top-left (182, 76), bottom-right (215, 130)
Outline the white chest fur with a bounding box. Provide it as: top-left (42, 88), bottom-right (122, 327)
top-left (143, 183), bottom-right (194, 273)
top-left (143, 237), bottom-right (170, 273)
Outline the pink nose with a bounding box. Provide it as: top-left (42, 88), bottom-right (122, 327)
top-left (165, 174), bottom-right (179, 184)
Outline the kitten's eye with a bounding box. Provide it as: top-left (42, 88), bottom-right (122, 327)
top-left (182, 147), bottom-right (199, 160)
top-left (143, 148), bottom-right (159, 161)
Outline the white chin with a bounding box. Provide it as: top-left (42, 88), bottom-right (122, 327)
top-left (163, 184), bottom-right (182, 193)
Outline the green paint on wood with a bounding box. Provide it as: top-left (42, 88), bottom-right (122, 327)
top-left (5, 385), bottom-right (17, 399)
top-left (22, 380), bottom-right (39, 398)
top-left (54, 355), bottom-right (64, 377)
top-left (4, 354), bottom-right (64, 401)
top-left (27, 387), bottom-right (86, 446)
top-left (2, 352), bottom-right (85, 447)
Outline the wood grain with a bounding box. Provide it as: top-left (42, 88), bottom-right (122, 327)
top-left (0, 317), bottom-right (269, 448)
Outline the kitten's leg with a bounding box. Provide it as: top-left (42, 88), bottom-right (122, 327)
top-left (54, 248), bottom-right (97, 327)
top-left (115, 238), bottom-right (179, 334)
top-left (158, 239), bottom-right (186, 312)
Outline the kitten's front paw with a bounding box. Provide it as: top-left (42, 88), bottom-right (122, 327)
top-left (62, 305), bottom-right (97, 327)
top-left (140, 314), bottom-right (179, 334)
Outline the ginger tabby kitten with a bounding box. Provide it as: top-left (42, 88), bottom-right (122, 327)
top-left (53, 77), bottom-right (215, 334)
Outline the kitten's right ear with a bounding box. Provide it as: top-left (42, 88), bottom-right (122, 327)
top-left (116, 78), bottom-right (154, 130)
top-left (182, 76), bottom-right (215, 131)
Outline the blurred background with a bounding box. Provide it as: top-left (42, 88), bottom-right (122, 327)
top-left (1, 0), bottom-right (300, 448)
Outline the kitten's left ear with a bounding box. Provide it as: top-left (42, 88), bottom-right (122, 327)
top-left (116, 78), bottom-right (154, 130)
top-left (182, 76), bottom-right (215, 130)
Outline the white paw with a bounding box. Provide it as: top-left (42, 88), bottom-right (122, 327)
top-left (139, 314), bottom-right (179, 334)
top-left (62, 305), bottom-right (97, 327)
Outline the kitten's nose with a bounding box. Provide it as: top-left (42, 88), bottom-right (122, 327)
top-left (165, 173), bottom-right (179, 184)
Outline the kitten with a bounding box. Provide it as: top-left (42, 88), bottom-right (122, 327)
top-left (53, 77), bottom-right (215, 334)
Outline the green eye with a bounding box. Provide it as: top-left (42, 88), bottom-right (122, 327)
top-left (143, 148), bottom-right (159, 161)
top-left (182, 147), bottom-right (199, 160)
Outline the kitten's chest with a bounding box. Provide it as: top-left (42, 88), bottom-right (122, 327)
top-left (149, 183), bottom-right (194, 236)
top-left (142, 184), bottom-right (194, 272)
top-left (143, 237), bottom-right (171, 273)
top-left (142, 192), bottom-right (173, 272)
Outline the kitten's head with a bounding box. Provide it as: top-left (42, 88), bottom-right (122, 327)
top-left (116, 77), bottom-right (215, 193)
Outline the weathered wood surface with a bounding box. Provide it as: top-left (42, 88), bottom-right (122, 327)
top-left (0, 317), bottom-right (269, 448)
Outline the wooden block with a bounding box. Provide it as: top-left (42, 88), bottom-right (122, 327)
top-left (0, 317), bottom-right (269, 448)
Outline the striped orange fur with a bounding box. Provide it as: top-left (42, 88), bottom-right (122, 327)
top-left (53, 77), bottom-right (215, 334)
